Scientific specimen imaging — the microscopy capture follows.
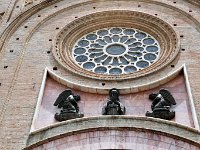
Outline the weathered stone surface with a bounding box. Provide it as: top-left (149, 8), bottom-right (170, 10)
top-left (25, 116), bottom-right (200, 149)
top-left (0, 0), bottom-right (200, 149)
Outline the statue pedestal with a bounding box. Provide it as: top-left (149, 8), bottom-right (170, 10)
top-left (55, 112), bottom-right (84, 122)
top-left (146, 108), bottom-right (175, 120)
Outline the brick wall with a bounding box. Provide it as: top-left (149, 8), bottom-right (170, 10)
top-left (0, 0), bottom-right (200, 149)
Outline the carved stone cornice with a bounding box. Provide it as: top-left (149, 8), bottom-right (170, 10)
top-left (25, 116), bottom-right (200, 149)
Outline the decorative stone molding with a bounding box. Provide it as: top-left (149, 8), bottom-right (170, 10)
top-left (25, 116), bottom-right (200, 149)
top-left (24, 0), bottom-right (33, 6)
top-left (187, 0), bottom-right (200, 7)
top-left (0, 0), bottom-right (200, 149)
top-left (53, 10), bottom-right (179, 80)
top-left (24, 0), bottom-right (44, 6)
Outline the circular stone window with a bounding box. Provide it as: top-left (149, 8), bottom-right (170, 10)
top-left (53, 11), bottom-right (179, 80)
top-left (73, 27), bottom-right (160, 75)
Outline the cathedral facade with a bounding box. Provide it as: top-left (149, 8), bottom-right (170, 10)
top-left (0, 0), bottom-right (200, 149)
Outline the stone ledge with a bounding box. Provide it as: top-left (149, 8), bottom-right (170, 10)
top-left (25, 116), bottom-right (200, 149)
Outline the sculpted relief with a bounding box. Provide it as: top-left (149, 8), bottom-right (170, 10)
top-left (102, 88), bottom-right (126, 115)
top-left (54, 88), bottom-right (176, 122)
top-left (54, 90), bottom-right (84, 122)
top-left (146, 89), bottom-right (176, 120)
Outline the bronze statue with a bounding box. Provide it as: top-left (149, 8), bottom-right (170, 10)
top-left (102, 88), bottom-right (125, 115)
top-left (146, 89), bottom-right (176, 120)
top-left (54, 90), bottom-right (84, 121)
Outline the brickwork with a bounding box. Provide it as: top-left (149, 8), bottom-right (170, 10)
top-left (0, 0), bottom-right (200, 149)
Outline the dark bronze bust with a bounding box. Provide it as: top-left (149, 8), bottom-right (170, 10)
top-left (102, 88), bottom-right (125, 115)
top-left (146, 89), bottom-right (176, 120)
top-left (54, 90), bottom-right (84, 121)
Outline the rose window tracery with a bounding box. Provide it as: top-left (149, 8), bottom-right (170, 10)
top-left (72, 27), bottom-right (160, 75)
top-left (53, 11), bottom-right (178, 80)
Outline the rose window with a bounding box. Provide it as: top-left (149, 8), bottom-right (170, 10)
top-left (72, 27), bottom-right (160, 75)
